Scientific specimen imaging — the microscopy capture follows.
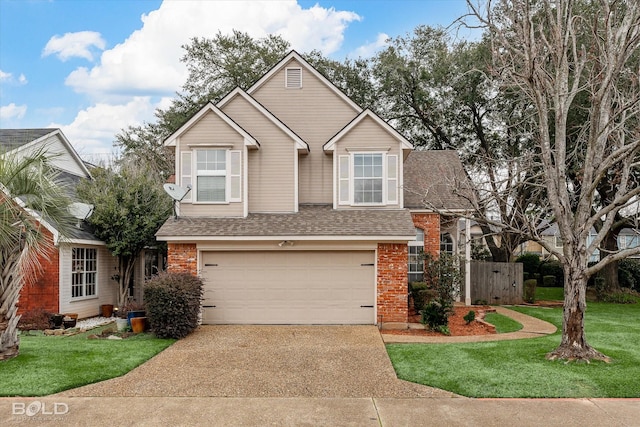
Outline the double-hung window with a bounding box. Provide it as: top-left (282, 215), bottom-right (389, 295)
top-left (72, 247), bottom-right (97, 299)
top-left (196, 149), bottom-right (227, 202)
top-left (408, 228), bottom-right (425, 283)
top-left (339, 152), bottom-right (398, 206)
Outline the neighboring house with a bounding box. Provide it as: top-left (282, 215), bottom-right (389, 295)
top-left (517, 222), bottom-right (640, 262)
top-left (0, 129), bottom-right (146, 319)
top-left (156, 51), bottom-right (473, 326)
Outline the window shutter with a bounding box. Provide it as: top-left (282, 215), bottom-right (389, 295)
top-left (338, 155), bottom-right (350, 205)
top-left (229, 150), bottom-right (241, 202)
top-left (387, 154), bottom-right (398, 204)
top-left (181, 151), bottom-right (192, 202)
top-left (286, 67), bottom-right (302, 88)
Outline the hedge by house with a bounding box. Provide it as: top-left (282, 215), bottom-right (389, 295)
top-left (144, 272), bottom-right (204, 339)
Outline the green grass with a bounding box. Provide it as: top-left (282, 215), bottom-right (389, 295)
top-left (535, 286), bottom-right (564, 301)
top-left (0, 326), bottom-right (175, 396)
top-left (483, 313), bottom-right (523, 333)
top-left (387, 301), bottom-right (640, 398)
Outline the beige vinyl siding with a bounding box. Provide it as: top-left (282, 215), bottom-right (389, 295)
top-left (178, 110), bottom-right (246, 217)
top-left (222, 96), bottom-right (296, 213)
top-left (251, 58), bottom-right (358, 205)
top-left (334, 116), bottom-right (403, 209)
top-left (59, 244), bottom-right (119, 319)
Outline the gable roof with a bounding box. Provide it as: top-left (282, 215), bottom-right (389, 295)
top-left (164, 102), bottom-right (260, 148)
top-left (247, 50), bottom-right (362, 113)
top-left (323, 109), bottom-right (414, 153)
top-left (403, 150), bottom-right (475, 211)
top-left (0, 128), bottom-right (92, 178)
top-left (217, 88), bottom-right (310, 153)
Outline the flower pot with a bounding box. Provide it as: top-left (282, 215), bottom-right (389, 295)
top-left (115, 318), bottom-right (128, 331)
top-left (63, 316), bottom-right (77, 328)
top-left (64, 313), bottom-right (78, 320)
top-left (50, 314), bottom-right (64, 329)
top-left (130, 316), bottom-right (147, 334)
top-left (127, 310), bottom-right (146, 327)
top-left (101, 304), bottom-right (114, 317)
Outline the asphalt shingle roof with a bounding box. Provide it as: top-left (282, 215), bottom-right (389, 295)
top-left (403, 150), bottom-right (475, 211)
top-left (156, 204), bottom-right (416, 238)
top-left (0, 129), bottom-right (55, 151)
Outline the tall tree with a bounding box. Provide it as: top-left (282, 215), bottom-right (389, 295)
top-left (77, 162), bottom-right (172, 308)
top-left (468, 0), bottom-right (640, 361)
top-left (0, 149), bottom-right (73, 360)
top-left (372, 26), bottom-right (541, 262)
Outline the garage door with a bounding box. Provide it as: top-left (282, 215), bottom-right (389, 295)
top-left (200, 251), bottom-right (375, 324)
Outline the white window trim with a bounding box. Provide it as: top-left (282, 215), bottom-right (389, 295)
top-left (71, 247), bottom-right (98, 301)
top-left (351, 152), bottom-right (386, 206)
top-left (190, 149), bottom-right (242, 205)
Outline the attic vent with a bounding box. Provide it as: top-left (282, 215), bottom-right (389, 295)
top-left (285, 67), bottom-right (302, 89)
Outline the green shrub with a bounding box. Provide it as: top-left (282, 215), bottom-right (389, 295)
top-left (542, 275), bottom-right (556, 287)
top-left (523, 279), bottom-right (537, 303)
top-left (420, 301), bottom-right (452, 334)
top-left (463, 310), bottom-right (476, 324)
top-left (539, 260), bottom-right (564, 286)
top-left (619, 259), bottom-right (640, 292)
top-left (515, 253), bottom-right (540, 276)
top-left (144, 272), bottom-right (204, 339)
top-left (601, 291), bottom-right (638, 304)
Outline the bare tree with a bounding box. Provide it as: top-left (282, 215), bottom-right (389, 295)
top-left (467, 0), bottom-right (640, 361)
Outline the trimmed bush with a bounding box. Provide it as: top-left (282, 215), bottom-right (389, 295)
top-left (523, 279), bottom-right (537, 303)
top-left (515, 253), bottom-right (541, 276)
top-left (539, 260), bottom-right (564, 286)
top-left (542, 275), bottom-right (556, 287)
top-left (144, 272), bottom-right (204, 339)
top-left (409, 281), bottom-right (437, 311)
top-left (420, 301), bottom-right (452, 335)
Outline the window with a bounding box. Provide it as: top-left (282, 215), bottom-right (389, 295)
top-left (196, 149), bottom-right (226, 202)
top-left (353, 153), bottom-right (383, 204)
top-left (409, 228), bottom-right (425, 283)
top-left (440, 233), bottom-right (454, 254)
top-left (555, 235), bottom-right (563, 248)
top-left (72, 248), bottom-right (97, 298)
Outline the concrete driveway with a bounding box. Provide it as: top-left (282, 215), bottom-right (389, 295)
top-left (58, 325), bottom-right (451, 398)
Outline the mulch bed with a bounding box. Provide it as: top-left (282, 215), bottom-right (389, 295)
top-left (382, 306), bottom-right (497, 337)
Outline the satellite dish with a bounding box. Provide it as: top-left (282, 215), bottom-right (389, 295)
top-left (68, 202), bottom-right (94, 220)
top-left (68, 202), bottom-right (94, 228)
top-left (163, 183), bottom-right (191, 219)
top-left (163, 183), bottom-right (190, 201)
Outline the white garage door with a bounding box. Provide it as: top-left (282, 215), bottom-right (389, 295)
top-left (200, 251), bottom-right (375, 324)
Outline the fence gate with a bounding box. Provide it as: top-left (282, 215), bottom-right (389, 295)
top-left (470, 261), bottom-right (523, 305)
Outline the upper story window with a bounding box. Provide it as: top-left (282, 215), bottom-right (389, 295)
top-left (354, 153), bottom-right (383, 204)
top-left (338, 152), bottom-right (398, 206)
top-left (72, 247), bottom-right (97, 299)
top-left (181, 148), bottom-right (242, 204)
top-left (196, 149), bottom-right (227, 202)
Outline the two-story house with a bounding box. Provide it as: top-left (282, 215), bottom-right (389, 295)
top-left (156, 51), bottom-right (473, 326)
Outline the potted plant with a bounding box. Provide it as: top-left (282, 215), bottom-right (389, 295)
top-left (49, 313), bottom-right (64, 329)
top-left (100, 304), bottom-right (114, 317)
top-left (113, 307), bottom-right (129, 331)
top-left (123, 301), bottom-right (146, 327)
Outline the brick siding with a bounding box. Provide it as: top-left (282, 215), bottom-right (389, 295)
top-left (411, 212), bottom-right (441, 257)
top-left (18, 228), bottom-right (60, 314)
top-left (376, 243), bottom-right (409, 323)
top-left (167, 243), bottom-right (198, 276)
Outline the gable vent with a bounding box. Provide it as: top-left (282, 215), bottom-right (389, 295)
top-left (286, 67), bottom-right (302, 89)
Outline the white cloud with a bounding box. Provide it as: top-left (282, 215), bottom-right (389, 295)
top-left (0, 70), bottom-right (27, 85)
top-left (0, 70), bottom-right (11, 81)
top-left (350, 33), bottom-right (389, 58)
top-left (42, 31), bottom-right (106, 61)
top-left (50, 97), bottom-right (169, 161)
top-left (64, 0), bottom-right (360, 99)
top-left (0, 103), bottom-right (27, 121)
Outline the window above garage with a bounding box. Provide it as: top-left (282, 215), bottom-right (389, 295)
top-left (181, 148), bottom-right (241, 204)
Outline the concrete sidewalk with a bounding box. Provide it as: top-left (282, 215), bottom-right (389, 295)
top-left (382, 306), bottom-right (558, 343)
top-left (2, 396), bottom-right (638, 426)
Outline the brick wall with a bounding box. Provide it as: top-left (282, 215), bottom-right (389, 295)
top-left (167, 243), bottom-right (198, 276)
top-left (412, 212), bottom-right (441, 257)
top-left (18, 228), bottom-right (60, 314)
top-left (376, 243), bottom-right (408, 323)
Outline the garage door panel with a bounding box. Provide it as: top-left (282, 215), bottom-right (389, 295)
top-left (201, 251), bottom-right (375, 324)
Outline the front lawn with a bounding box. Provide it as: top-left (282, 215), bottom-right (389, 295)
top-left (483, 312), bottom-right (523, 333)
top-left (386, 301), bottom-right (640, 398)
top-left (0, 326), bottom-right (175, 396)
top-left (535, 286), bottom-right (563, 301)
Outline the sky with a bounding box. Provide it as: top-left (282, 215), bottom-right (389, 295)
top-left (0, 0), bottom-right (476, 162)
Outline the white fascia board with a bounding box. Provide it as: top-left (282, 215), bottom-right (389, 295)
top-left (158, 234), bottom-right (415, 242)
top-left (62, 238), bottom-right (106, 246)
top-left (324, 109), bottom-right (414, 152)
top-left (246, 51), bottom-right (362, 113)
top-left (218, 88), bottom-right (309, 153)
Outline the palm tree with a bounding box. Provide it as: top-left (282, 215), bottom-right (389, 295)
top-left (0, 148), bottom-right (73, 361)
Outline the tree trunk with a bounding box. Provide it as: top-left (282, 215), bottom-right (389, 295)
top-left (0, 252), bottom-right (22, 361)
top-left (600, 232), bottom-right (620, 293)
top-left (546, 263), bottom-right (610, 362)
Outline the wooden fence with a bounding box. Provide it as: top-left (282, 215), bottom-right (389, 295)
top-left (468, 261), bottom-right (523, 305)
